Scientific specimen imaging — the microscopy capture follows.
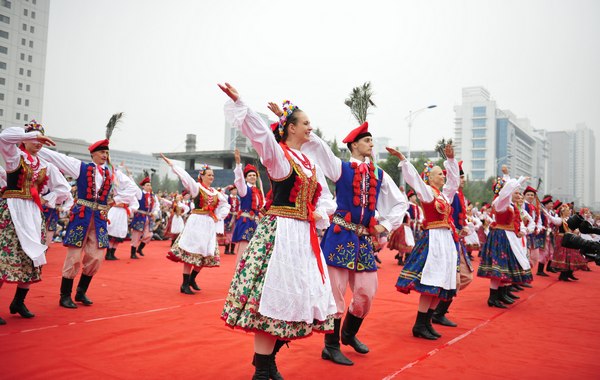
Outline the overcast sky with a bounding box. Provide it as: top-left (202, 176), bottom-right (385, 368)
top-left (43, 0), bottom-right (599, 157)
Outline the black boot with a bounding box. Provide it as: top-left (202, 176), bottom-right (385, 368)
top-left (537, 262), bottom-right (549, 276)
top-left (506, 287), bottom-right (520, 299)
top-left (321, 318), bottom-right (353, 365)
top-left (487, 288), bottom-right (507, 308)
top-left (105, 248), bottom-right (112, 260)
top-left (9, 287), bottom-right (35, 318)
top-left (189, 270), bottom-right (201, 291)
top-left (110, 248), bottom-right (119, 260)
top-left (269, 340), bottom-right (286, 380)
top-left (59, 277), bottom-right (78, 308)
top-left (425, 309), bottom-right (442, 338)
top-left (546, 261), bottom-right (557, 273)
top-left (432, 300), bottom-right (457, 327)
top-left (341, 311), bottom-right (369, 353)
top-left (130, 246), bottom-right (138, 259)
top-left (252, 353), bottom-right (271, 380)
top-left (412, 311), bottom-right (438, 340)
top-left (180, 273), bottom-right (194, 295)
top-left (498, 287), bottom-right (515, 305)
top-left (137, 242), bottom-right (146, 256)
top-left (230, 243), bottom-right (236, 255)
top-left (567, 270), bottom-right (579, 281)
top-left (0, 316), bottom-right (5, 325)
top-left (558, 271), bottom-right (572, 282)
top-left (75, 274), bottom-right (94, 306)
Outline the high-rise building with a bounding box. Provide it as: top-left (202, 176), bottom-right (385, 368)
top-left (454, 86), bottom-right (547, 188)
top-left (0, 0), bottom-right (49, 131)
top-left (547, 124), bottom-right (596, 206)
top-left (223, 112), bottom-right (274, 153)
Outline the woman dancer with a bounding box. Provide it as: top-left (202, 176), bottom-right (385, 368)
top-left (387, 145), bottom-right (459, 341)
top-left (163, 193), bottom-right (190, 247)
top-left (218, 83), bottom-right (337, 380)
top-left (548, 204), bottom-right (589, 281)
top-left (162, 155), bottom-right (230, 294)
top-left (388, 190), bottom-right (416, 265)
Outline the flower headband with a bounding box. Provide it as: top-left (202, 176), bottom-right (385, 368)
top-left (24, 119), bottom-right (44, 135)
top-left (198, 163), bottom-right (210, 177)
top-left (277, 100), bottom-right (298, 137)
top-left (421, 161), bottom-right (435, 183)
top-left (493, 177), bottom-right (506, 195)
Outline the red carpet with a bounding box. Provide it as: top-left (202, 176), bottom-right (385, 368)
top-left (1, 241), bottom-right (599, 379)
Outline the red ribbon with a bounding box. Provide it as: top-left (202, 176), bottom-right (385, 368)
top-left (18, 145), bottom-right (43, 212)
top-left (307, 201), bottom-right (326, 284)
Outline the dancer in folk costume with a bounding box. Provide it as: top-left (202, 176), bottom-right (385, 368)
top-left (231, 148), bottom-right (264, 261)
top-left (388, 189), bottom-right (417, 266)
top-left (301, 121), bottom-right (406, 365)
top-left (163, 193), bottom-right (190, 247)
top-left (162, 155), bottom-right (230, 294)
top-left (39, 113), bottom-right (140, 309)
top-left (129, 173), bottom-right (159, 259)
top-left (223, 185), bottom-right (240, 254)
top-left (105, 164), bottom-right (141, 260)
top-left (539, 196), bottom-right (558, 274)
top-left (476, 171), bottom-right (533, 309)
top-left (547, 204), bottom-right (589, 280)
top-left (432, 161), bottom-right (473, 328)
top-left (0, 122), bottom-right (71, 323)
top-left (463, 205), bottom-right (482, 258)
top-left (388, 144), bottom-right (460, 341)
top-left (523, 186), bottom-right (546, 276)
top-left (219, 83), bottom-right (337, 380)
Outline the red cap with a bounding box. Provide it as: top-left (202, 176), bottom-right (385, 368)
top-left (139, 177), bottom-right (151, 186)
top-left (541, 195), bottom-right (553, 204)
top-left (88, 139), bottom-right (110, 153)
top-left (523, 186), bottom-right (537, 195)
top-left (553, 199), bottom-right (562, 209)
top-left (270, 122), bottom-right (279, 132)
top-left (244, 164), bottom-right (257, 176)
top-left (406, 189), bottom-right (415, 198)
top-left (342, 122), bottom-right (370, 144)
top-left (182, 189), bottom-right (189, 197)
top-left (458, 160), bottom-right (464, 175)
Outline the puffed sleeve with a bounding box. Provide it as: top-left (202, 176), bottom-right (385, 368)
top-left (234, 163), bottom-right (248, 197)
top-left (170, 165), bottom-right (200, 198)
top-left (399, 159), bottom-right (434, 203)
top-left (0, 127), bottom-right (43, 171)
top-left (41, 162), bottom-right (72, 208)
top-left (493, 176), bottom-right (526, 212)
top-left (215, 190), bottom-right (231, 220)
top-left (375, 171), bottom-right (408, 233)
top-left (314, 166), bottom-right (336, 230)
top-left (38, 147), bottom-right (82, 178)
top-left (302, 132), bottom-right (343, 181)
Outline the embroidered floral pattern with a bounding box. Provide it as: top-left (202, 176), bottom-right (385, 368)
top-left (168, 234), bottom-right (220, 268)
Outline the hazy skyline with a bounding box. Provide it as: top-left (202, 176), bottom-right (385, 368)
top-left (42, 0), bottom-right (599, 158)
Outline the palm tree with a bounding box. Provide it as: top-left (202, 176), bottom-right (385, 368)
top-left (344, 82), bottom-right (376, 124)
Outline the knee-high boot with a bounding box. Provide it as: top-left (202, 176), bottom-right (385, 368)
top-left (432, 299), bottom-right (457, 327)
top-left (341, 311), bottom-right (369, 353)
top-left (9, 287), bottom-right (35, 318)
top-left (75, 274), bottom-right (94, 305)
top-left (59, 277), bottom-right (77, 308)
top-left (321, 318), bottom-right (353, 365)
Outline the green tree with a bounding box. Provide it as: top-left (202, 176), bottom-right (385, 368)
top-left (344, 82), bottom-right (376, 124)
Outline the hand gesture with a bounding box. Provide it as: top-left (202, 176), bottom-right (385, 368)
top-left (385, 147), bottom-right (405, 161)
top-left (217, 82), bottom-right (239, 102)
top-left (501, 165), bottom-right (509, 175)
top-left (160, 153), bottom-right (172, 166)
top-left (267, 102), bottom-right (283, 117)
top-left (234, 148), bottom-right (241, 165)
top-left (444, 143), bottom-right (454, 160)
top-left (36, 135), bottom-right (55, 147)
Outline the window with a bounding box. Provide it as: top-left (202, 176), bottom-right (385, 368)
top-left (19, 67), bottom-right (23, 75)
top-left (0, 109), bottom-right (3, 116)
top-left (27, 55), bottom-right (32, 62)
top-left (24, 113), bottom-right (27, 120)
top-left (22, 23), bottom-right (26, 31)
top-left (24, 99), bottom-right (29, 106)
top-left (473, 106), bottom-right (486, 117)
top-left (17, 97), bottom-right (21, 105)
top-left (28, 40), bottom-right (33, 48)
top-left (31, 11), bottom-right (35, 19)
top-left (16, 112), bottom-right (20, 119)
top-left (30, 25), bottom-right (34, 33)
top-left (0, 77), bottom-right (5, 85)
top-left (21, 38), bottom-right (26, 45)
top-left (20, 52), bottom-right (25, 60)
top-left (0, 61), bottom-right (5, 69)
top-left (33, 0), bottom-right (36, 4)
top-left (472, 150), bottom-right (485, 159)
top-left (23, 8), bottom-right (27, 16)
top-left (0, 30), bottom-right (8, 39)
top-left (473, 129), bottom-right (486, 138)
top-left (0, 93), bottom-right (4, 100)
top-left (0, 46), bottom-right (6, 54)
top-left (25, 84), bottom-right (30, 91)
top-left (472, 139), bottom-right (486, 149)
top-left (1, 1), bottom-right (11, 9)
top-left (26, 69), bottom-right (31, 77)
top-left (471, 170), bottom-right (485, 180)
top-left (473, 118), bottom-right (486, 128)
top-left (472, 160), bottom-right (485, 169)
top-left (18, 82), bottom-right (22, 90)
top-left (0, 14), bottom-right (9, 23)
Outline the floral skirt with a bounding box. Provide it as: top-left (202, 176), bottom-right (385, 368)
top-left (221, 215), bottom-right (333, 340)
top-left (167, 233), bottom-right (220, 268)
top-left (0, 199), bottom-right (43, 284)
top-left (551, 235), bottom-right (588, 271)
top-left (388, 226), bottom-right (413, 253)
top-left (477, 229), bottom-right (533, 284)
top-left (395, 230), bottom-right (458, 301)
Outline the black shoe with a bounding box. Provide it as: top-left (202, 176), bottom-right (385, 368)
top-left (252, 353), bottom-right (271, 380)
top-left (536, 263), bottom-right (549, 276)
top-left (521, 283), bottom-right (532, 288)
top-left (412, 311), bottom-right (438, 340)
top-left (341, 312), bottom-right (369, 354)
top-left (498, 287), bottom-right (515, 305)
top-left (546, 262), bottom-right (557, 273)
top-left (558, 272), bottom-right (572, 282)
top-left (512, 284), bottom-right (524, 291)
top-left (0, 316), bottom-right (6, 325)
top-left (432, 300), bottom-right (457, 327)
top-left (180, 274), bottom-right (195, 295)
top-left (110, 248), bottom-right (119, 260)
top-left (567, 271), bottom-right (579, 281)
top-left (105, 248), bottom-right (113, 261)
top-left (9, 288), bottom-right (35, 318)
top-left (425, 309), bottom-right (442, 337)
top-left (322, 318), bottom-right (354, 365)
top-left (59, 277), bottom-right (78, 308)
top-left (506, 289), bottom-right (520, 299)
top-left (487, 289), bottom-right (508, 308)
top-left (189, 270), bottom-right (201, 291)
top-left (130, 246), bottom-right (138, 259)
top-left (137, 242), bottom-right (146, 256)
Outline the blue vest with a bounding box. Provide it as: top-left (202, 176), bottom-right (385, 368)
top-left (131, 192), bottom-right (155, 231)
top-left (451, 192), bottom-right (464, 231)
top-left (63, 163), bottom-right (112, 249)
top-left (321, 161), bottom-right (383, 272)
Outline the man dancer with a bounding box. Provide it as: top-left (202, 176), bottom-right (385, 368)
top-left (432, 161), bottom-right (473, 327)
top-left (304, 122), bottom-right (407, 366)
top-left (39, 138), bottom-right (139, 308)
top-left (129, 175), bottom-right (159, 259)
top-left (523, 186), bottom-right (544, 276)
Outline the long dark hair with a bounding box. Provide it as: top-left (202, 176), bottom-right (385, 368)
top-left (273, 108), bottom-right (302, 143)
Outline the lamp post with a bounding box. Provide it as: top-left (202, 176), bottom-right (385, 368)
top-left (494, 154), bottom-right (512, 176)
top-left (399, 105), bottom-right (437, 187)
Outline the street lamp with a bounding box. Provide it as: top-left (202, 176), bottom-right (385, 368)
top-left (399, 105), bottom-right (437, 187)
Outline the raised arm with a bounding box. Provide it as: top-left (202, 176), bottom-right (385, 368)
top-left (38, 147), bottom-right (82, 178)
top-left (233, 149), bottom-right (248, 197)
top-left (41, 162), bottom-right (72, 208)
top-left (160, 153), bottom-right (200, 197)
top-left (302, 132), bottom-right (343, 181)
top-left (0, 127), bottom-right (54, 171)
top-left (493, 176), bottom-right (527, 212)
top-left (442, 158), bottom-right (459, 201)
